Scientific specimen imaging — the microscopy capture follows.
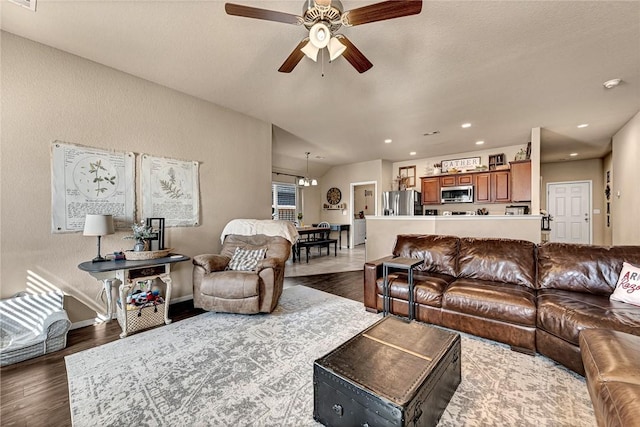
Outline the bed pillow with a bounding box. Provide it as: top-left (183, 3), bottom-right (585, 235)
top-left (610, 262), bottom-right (640, 307)
top-left (227, 247), bottom-right (267, 271)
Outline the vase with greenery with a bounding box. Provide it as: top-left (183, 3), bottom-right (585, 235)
top-left (124, 221), bottom-right (155, 251)
top-left (297, 212), bottom-right (303, 226)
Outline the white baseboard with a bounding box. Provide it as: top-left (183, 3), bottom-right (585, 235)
top-left (70, 294), bottom-right (195, 330)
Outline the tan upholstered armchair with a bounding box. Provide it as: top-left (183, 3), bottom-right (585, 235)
top-left (192, 234), bottom-right (292, 314)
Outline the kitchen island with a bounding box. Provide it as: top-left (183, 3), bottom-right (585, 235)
top-left (365, 215), bottom-right (542, 261)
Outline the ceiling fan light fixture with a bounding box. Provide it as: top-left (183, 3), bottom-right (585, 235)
top-left (311, 178), bottom-right (318, 186)
top-left (327, 36), bottom-right (346, 61)
top-left (309, 22), bottom-right (331, 48)
top-left (301, 41), bottom-right (319, 61)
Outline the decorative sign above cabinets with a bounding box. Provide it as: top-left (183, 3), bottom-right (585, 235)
top-left (441, 157), bottom-right (481, 172)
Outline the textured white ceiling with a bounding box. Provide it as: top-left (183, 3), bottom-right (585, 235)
top-left (2, 0), bottom-right (639, 176)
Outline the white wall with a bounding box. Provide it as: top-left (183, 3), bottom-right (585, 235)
top-left (1, 33), bottom-right (273, 323)
top-left (612, 111), bottom-right (640, 245)
top-left (319, 159), bottom-right (385, 225)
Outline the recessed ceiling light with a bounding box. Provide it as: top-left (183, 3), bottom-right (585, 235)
top-left (475, 140), bottom-right (485, 145)
top-left (461, 123), bottom-right (472, 128)
top-left (577, 124), bottom-right (589, 128)
top-left (603, 78), bottom-right (622, 89)
top-left (423, 130), bottom-right (440, 136)
top-left (409, 152), bottom-right (416, 156)
top-left (384, 139), bottom-right (392, 144)
top-left (570, 153), bottom-right (578, 157)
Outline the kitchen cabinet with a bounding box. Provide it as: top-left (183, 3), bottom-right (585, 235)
top-left (475, 173), bottom-right (491, 203)
top-left (494, 171), bottom-right (511, 202)
top-left (510, 160), bottom-right (531, 202)
top-left (421, 177), bottom-right (440, 204)
top-left (440, 173), bottom-right (473, 187)
top-left (474, 171), bottom-right (511, 203)
top-left (354, 219), bottom-right (366, 246)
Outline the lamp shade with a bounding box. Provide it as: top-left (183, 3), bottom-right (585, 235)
top-left (301, 41), bottom-right (319, 62)
top-left (83, 214), bottom-right (115, 236)
top-left (328, 37), bottom-right (346, 61)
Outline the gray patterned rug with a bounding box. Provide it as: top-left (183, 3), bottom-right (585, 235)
top-left (65, 286), bottom-right (594, 426)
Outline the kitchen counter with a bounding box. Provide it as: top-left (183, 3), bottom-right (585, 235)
top-left (365, 215), bottom-right (541, 261)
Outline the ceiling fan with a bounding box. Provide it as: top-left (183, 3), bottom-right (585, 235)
top-left (225, 0), bottom-right (423, 73)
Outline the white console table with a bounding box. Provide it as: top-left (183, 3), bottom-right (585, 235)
top-left (78, 254), bottom-right (190, 336)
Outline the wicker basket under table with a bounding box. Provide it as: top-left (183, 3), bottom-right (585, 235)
top-left (117, 273), bottom-right (172, 338)
top-left (117, 301), bottom-right (166, 336)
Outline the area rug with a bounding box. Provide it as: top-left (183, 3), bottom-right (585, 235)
top-left (66, 286), bottom-right (594, 426)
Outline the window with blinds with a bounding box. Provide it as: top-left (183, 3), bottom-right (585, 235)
top-left (272, 183), bottom-right (297, 222)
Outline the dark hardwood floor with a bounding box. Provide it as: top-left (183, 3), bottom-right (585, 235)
top-left (0, 271), bottom-right (363, 427)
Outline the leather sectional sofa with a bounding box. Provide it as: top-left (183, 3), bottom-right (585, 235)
top-left (363, 234), bottom-right (640, 376)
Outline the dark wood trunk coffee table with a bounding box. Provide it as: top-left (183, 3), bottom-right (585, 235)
top-left (314, 316), bottom-right (461, 427)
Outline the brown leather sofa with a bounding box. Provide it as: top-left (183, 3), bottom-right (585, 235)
top-left (580, 329), bottom-right (640, 427)
top-left (192, 234), bottom-right (291, 314)
top-left (363, 234), bottom-right (640, 374)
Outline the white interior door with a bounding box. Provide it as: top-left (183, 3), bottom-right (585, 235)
top-left (547, 181), bottom-right (591, 244)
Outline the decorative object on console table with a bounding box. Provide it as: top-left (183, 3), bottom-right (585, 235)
top-left (83, 214), bottom-right (115, 262)
top-left (123, 221), bottom-right (155, 252)
top-left (145, 217), bottom-right (165, 251)
top-left (123, 247), bottom-right (173, 261)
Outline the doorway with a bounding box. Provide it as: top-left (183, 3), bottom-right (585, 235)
top-left (350, 181), bottom-right (377, 248)
top-left (546, 181), bottom-right (592, 244)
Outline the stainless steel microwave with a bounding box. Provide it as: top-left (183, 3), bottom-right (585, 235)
top-left (441, 185), bottom-right (474, 203)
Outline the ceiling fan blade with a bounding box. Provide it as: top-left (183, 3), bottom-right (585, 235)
top-left (342, 0), bottom-right (422, 26)
top-left (278, 40), bottom-right (308, 73)
top-left (337, 36), bottom-right (373, 73)
top-left (225, 3), bottom-right (301, 25)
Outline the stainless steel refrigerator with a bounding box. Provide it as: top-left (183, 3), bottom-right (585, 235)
top-left (382, 190), bottom-right (422, 216)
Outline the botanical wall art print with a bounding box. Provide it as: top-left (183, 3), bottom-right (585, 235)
top-left (51, 141), bottom-right (135, 233)
top-left (140, 154), bottom-right (200, 227)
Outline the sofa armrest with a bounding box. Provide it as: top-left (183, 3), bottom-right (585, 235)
top-left (192, 254), bottom-right (230, 274)
top-left (363, 255), bottom-right (397, 310)
top-left (256, 257), bottom-right (280, 271)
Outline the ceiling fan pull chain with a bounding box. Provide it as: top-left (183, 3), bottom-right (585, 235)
top-left (321, 48), bottom-right (325, 77)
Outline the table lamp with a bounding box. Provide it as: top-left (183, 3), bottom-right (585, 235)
top-left (83, 214), bottom-right (115, 262)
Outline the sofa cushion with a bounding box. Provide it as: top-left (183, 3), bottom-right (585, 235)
top-left (199, 271), bottom-right (260, 299)
top-left (610, 262), bottom-right (640, 307)
top-left (580, 329), bottom-right (640, 427)
top-left (537, 289), bottom-right (640, 345)
top-left (375, 272), bottom-right (454, 308)
top-left (392, 234), bottom-right (459, 277)
top-left (442, 278), bottom-right (537, 326)
top-left (538, 243), bottom-right (640, 295)
top-left (457, 237), bottom-right (537, 288)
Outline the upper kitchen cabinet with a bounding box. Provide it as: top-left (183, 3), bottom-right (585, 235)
top-left (440, 173), bottom-right (473, 187)
top-left (475, 171), bottom-right (511, 203)
top-left (510, 160), bottom-right (531, 202)
top-left (421, 177), bottom-right (440, 204)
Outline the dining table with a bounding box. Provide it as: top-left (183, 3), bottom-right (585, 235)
top-left (293, 226), bottom-right (331, 262)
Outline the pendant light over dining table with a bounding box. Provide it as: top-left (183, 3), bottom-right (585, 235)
top-left (298, 152), bottom-right (318, 186)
